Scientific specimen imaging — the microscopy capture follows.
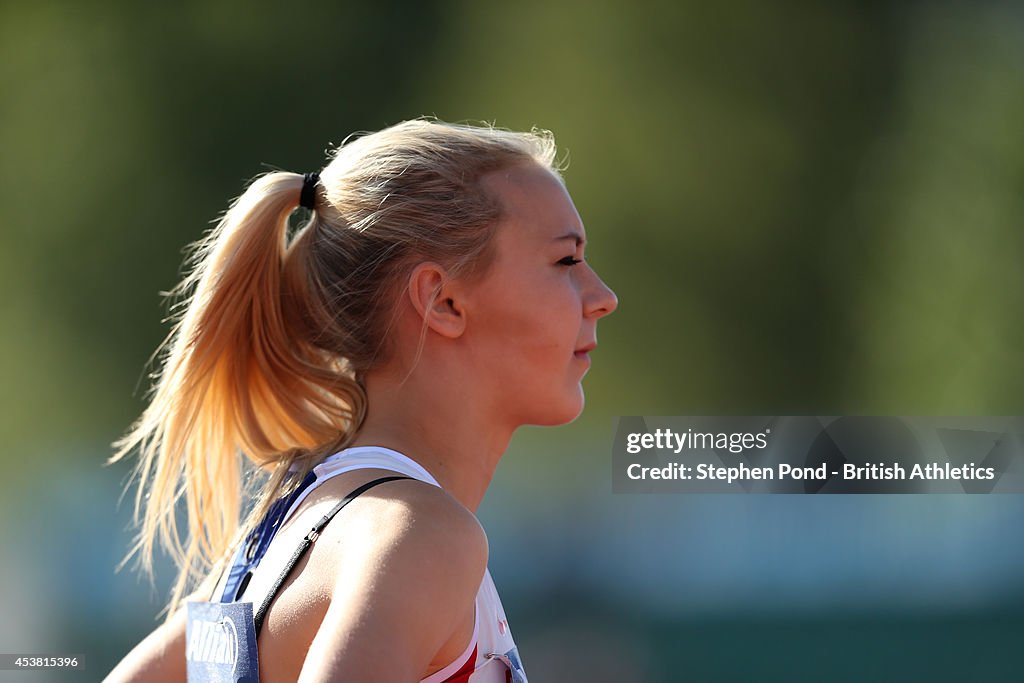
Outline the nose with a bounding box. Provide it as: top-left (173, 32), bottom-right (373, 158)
top-left (583, 265), bottom-right (618, 319)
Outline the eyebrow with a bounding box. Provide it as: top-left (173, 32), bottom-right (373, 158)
top-left (553, 231), bottom-right (586, 246)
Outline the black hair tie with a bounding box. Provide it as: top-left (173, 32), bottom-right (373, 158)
top-left (300, 172), bottom-right (320, 210)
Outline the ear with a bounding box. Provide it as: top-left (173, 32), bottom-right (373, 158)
top-left (406, 262), bottom-right (466, 339)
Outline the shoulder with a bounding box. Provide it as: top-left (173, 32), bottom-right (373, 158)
top-left (323, 474), bottom-right (488, 587)
top-left (298, 476), bottom-right (488, 680)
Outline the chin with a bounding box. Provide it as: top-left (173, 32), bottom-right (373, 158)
top-left (530, 391), bottom-right (585, 427)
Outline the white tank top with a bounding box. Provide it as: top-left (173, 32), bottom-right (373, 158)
top-left (215, 446), bottom-right (528, 683)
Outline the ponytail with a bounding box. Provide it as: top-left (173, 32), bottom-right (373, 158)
top-left (110, 172), bottom-right (364, 617)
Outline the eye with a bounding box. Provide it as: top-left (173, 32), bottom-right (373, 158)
top-left (557, 256), bottom-right (582, 266)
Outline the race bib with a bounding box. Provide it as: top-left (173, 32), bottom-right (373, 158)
top-left (186, 601), bottom-right (259, 683)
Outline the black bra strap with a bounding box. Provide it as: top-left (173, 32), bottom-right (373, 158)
top-left (253, 474), bottom-right (413, 636)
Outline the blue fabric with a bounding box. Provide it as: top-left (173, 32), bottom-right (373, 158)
top-left (218, 470), bottom-right (318, 603)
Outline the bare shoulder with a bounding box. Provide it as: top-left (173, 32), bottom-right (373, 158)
top-left (320, 475), bottom-right (489, 598)
top-left (297, 476), bottom-right (488, 681)
top-left (310, 472), bottom-right (487, 564)
top-left (362, 476), bottom-right (487, 553)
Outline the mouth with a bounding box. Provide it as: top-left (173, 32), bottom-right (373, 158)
top-left (574, 343), bottom-right (597, 361)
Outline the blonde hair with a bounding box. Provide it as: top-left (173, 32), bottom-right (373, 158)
top-left (110, 119), bottom-right (558, 616)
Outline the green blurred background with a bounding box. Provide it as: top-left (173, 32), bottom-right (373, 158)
top-left (2, 1), bottom-right (1023, 681)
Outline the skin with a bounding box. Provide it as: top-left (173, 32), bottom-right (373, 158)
top-left (104, 161), bottom-right (617, 682)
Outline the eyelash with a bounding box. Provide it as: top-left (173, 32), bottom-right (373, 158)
top-left (558, 256), bottom-right (583, 267)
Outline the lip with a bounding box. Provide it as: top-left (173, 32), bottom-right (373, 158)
top-left (574, 343), bottom-right (596, 363)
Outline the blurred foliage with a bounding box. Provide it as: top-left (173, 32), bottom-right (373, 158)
top-left (1, 0), bottom-right (1023, 680)
top-left (2, 1), bottom-right (1023, 469)
top-left (3, 2), bottom-right (1022, 476)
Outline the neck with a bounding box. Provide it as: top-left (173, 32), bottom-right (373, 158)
top-left (347, 369), bottom-right (515, 513)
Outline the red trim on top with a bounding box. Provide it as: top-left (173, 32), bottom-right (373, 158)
top-left (440, 645), bottom-right (477, 683)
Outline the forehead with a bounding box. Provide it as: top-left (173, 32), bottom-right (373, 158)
top-left (480, 163), bottom-right (585, 247)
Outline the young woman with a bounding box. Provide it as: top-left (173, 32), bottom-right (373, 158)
top-left (104, 119), bottom-right (617, 682)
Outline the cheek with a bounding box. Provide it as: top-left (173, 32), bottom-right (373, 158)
top-left (508, 295), bottom-right (580, 369)
top-left (469, 269), bottom-right (581, 372)
top-left (486, 310), bottom-right (561, 362)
